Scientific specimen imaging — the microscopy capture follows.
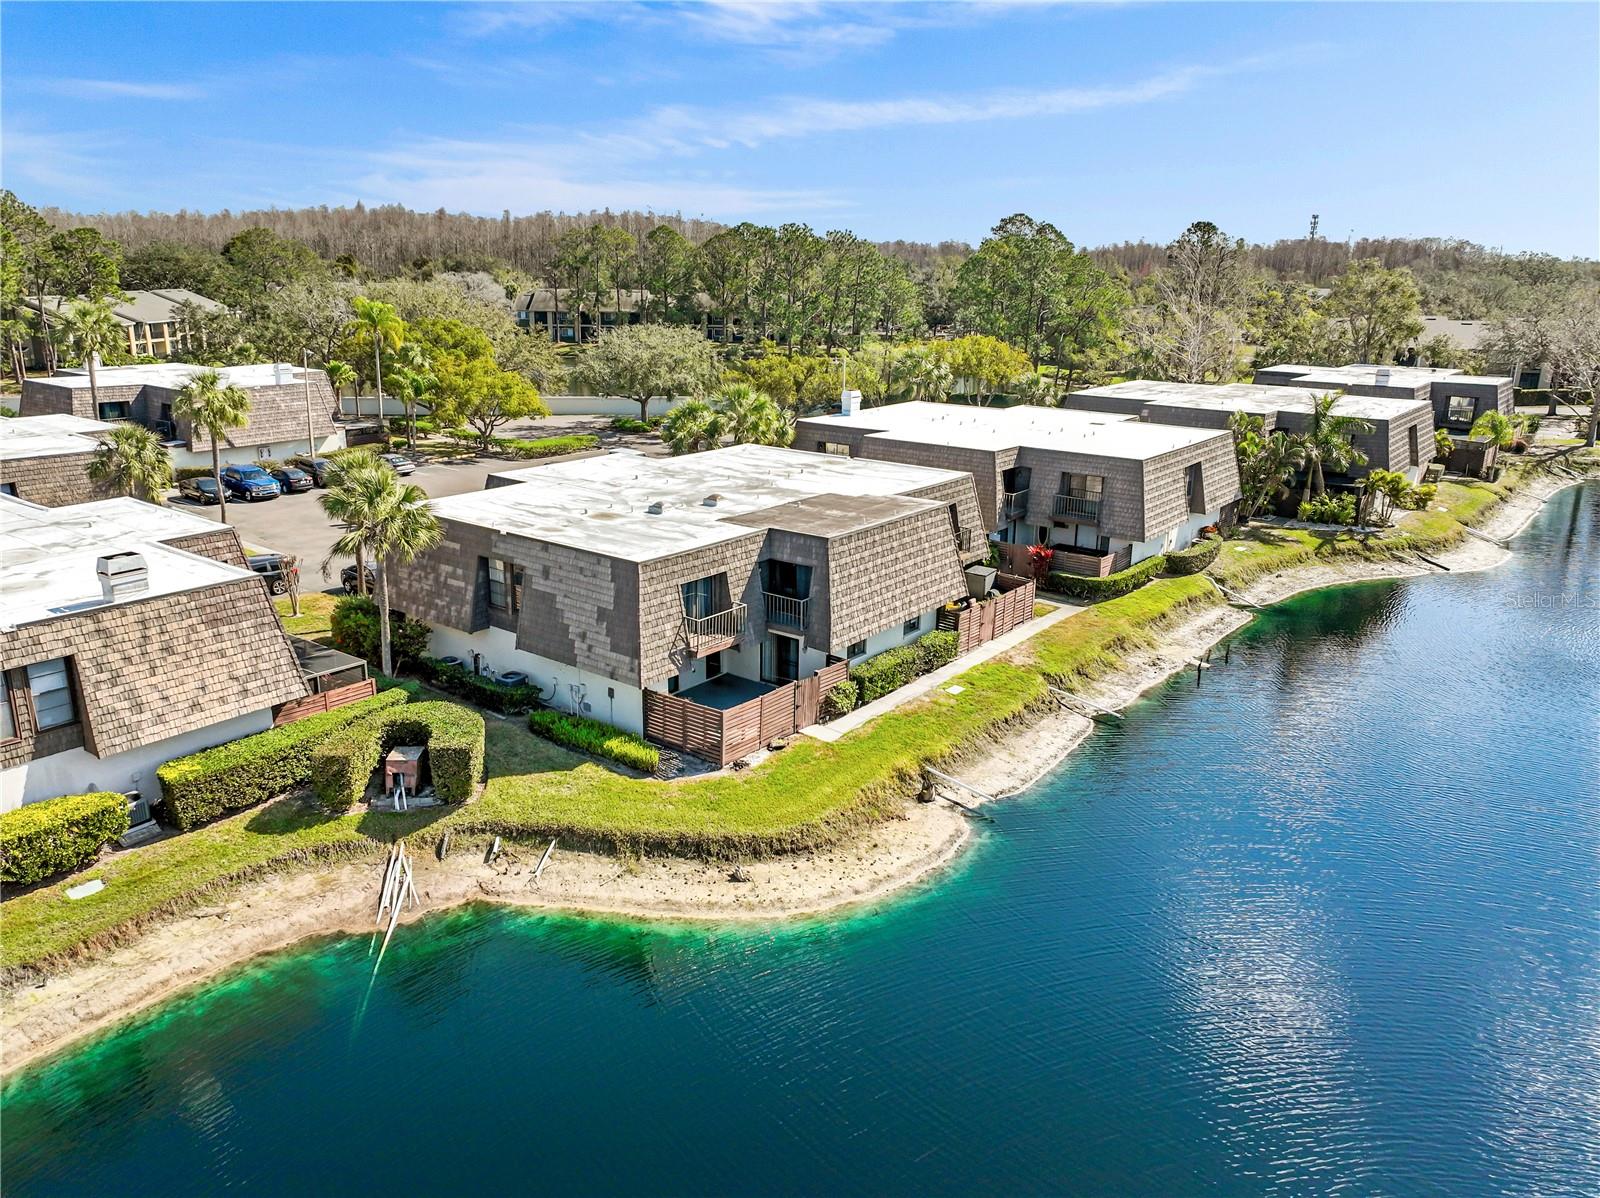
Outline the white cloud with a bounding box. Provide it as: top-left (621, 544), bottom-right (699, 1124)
top-left (44, 78), bottom-right (206, 100)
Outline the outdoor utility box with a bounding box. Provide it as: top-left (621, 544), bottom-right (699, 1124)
top-left (384, 745), bottom-right (426, 793)
top-left (964, 565), bottom-right (997, 600)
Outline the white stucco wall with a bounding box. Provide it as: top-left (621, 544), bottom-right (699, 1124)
top-left (170, 430), bottom-right (345, 471)
top-left (1, 708), bottom-right (274, 813)
top-left (428, 623), bottom-right (645, 733)
top-left (542, 395), bottom-right (688, 419)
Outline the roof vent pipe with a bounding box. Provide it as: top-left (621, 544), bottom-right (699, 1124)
top-left (97, 552), bottom-right (149, 603)
top-left (646, 501), bottom-right (664, 515)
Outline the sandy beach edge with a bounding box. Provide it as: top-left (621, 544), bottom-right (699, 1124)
top-left (3, 470), bottom-right (1591, 1077)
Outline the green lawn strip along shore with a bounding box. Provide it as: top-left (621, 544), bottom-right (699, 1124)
top-left (1208, 465), bottom-right (1543, 592)
top-left (436, 576), bottom-right (1222, 860)
top-left (1, 576), bottom-right (1219, 981)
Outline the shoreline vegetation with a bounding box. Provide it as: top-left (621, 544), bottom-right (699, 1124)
top-left (2, 457), bottom-right (1595, 1078)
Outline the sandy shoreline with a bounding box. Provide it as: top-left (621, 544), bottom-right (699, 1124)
top-left (3, 470), bottom-right (1590, 1076)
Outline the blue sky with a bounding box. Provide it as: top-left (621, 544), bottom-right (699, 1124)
top-left (4, 2), bottom-right (1596, 254)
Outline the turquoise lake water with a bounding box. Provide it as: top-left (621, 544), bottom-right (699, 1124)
top-left (4, 483), bottom-right (1597, 1196)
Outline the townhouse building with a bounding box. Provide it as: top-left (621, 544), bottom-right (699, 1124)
top-left (1062, 379), bottom-right (1437, 482)
top-left (1252, 363), bottom-right (1514, 436)
top-left (794, 401), bottom-right (1242, 577)
top-left (18, 362), bottom-right (343, 470)
top-left (20, 289), bottom-right (226, 368)
top-left (0, 414), bottom-right (117, 506)
top-left (1, 495), bottom-right (306, 813)
top-left (387, 445), bottom-right (990, 763)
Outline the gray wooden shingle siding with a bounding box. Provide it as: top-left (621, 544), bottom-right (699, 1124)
top-left (1428, 378), bottom-right (1515, 430)
top-left (18, 373), bottom-right (337, 452)
top-left (0, 577), bottom-right (305, 770)
top-left (0, 451), bottom-right (109, 507)
top-left (822, 506), bottom-right (968, 654)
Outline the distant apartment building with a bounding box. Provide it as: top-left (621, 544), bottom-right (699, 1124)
top-left (1062, 380), bottom-right (1437, 483)
top-left (1252, 363), bottom-right (1514, 437)
top-left (794, 400), bottom-right (1241, 577)
top-left (387, 445), bottom-right (988, 762)
top-left (0, 414), bottom-right (117, 506)
top-left (21, 289), bottom-right (226, 367)
top-left (18, 362), bottom-right (343, 469)
top-left (513, 288), bottom-right (738, 343)
top-left (1, 494), bottom-right (306, 813)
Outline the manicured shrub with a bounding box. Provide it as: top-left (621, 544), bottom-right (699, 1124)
top-left (1298, 493), bottom-right (1357, 525)
top-left (174, 465), bottom-right (215, 481)
top-left (1044, 554), bottom-right (1167, 601)
top-left (1400, 483), bottom-right (1438, 510)
top-left (819, 680), bottom-right (859, 721)
top-left (610, 417), bottom-right (651, 434)
top-left (1163, 536), bottom-right (1222, 576)
top-left (311, 701), bottom-right (486, 812)
top-left (0, 792), bottom-right (129, 885)
top-left (329, 594), bottom-right (431, 668)
top-left (414, 656), bottom-right (544, 714)
top-left (498, 434), bottom-right (600, 459)
top-left (849, 629), bottom-right (960, 705)
top-left (157, 689), bottom-right (409, 829)
top-left (527, 710), bottom-right (660, 773)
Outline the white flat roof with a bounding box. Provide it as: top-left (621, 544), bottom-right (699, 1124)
top-left (37, 362), bottom-right (312, 390)
top-left (803, 400), bottom-right (1224, 459)
top-left (0, 414), bottom-right (116, 461)
top-left (1072, 379), bottom-right (1432, 421)
top-left (1270, 363), bottom-right (1509, 389)
top-left (0, 495), bottom-right (251, 629)
top-left (439, 444), bottom-right (972, 562)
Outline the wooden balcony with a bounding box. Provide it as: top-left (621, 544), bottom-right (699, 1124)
top-left (762, 592), bottom-right (808, 631)
top-left (1052, 492), bottom-right (1101, 521)
top-left (683, 603), bottom-right (747, 654)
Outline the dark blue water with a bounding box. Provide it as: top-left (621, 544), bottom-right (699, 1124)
top-left (6, 484), bottom-right (1597, 1197)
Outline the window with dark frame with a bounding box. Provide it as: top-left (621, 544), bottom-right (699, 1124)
top-left (26, 658), bottom-right (76, 731)
top-left (1447, 395), bottom-right (1476, 424)
top-left (486, 559), bottom-right (510, 610)
top-left (847, 638), bottom-right (867, 658)
top-left (903, 615), bottom-right (922, 636)
top-left (0, 678), bottom-right (17, 741)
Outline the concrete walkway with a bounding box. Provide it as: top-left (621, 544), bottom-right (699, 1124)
top-left (804, 598), bottom-right (1083, 743)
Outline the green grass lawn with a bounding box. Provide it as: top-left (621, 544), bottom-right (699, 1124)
top-left (274, 591), bottom-right (339, 640)
top-left (2, 576), bottom-right (1221, 979)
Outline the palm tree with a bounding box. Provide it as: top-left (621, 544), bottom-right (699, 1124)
top-left (324, 359), bottom-right (356, 417)
top-left (173, 369), bottom-right (251, 524)
top-left (660, 398), bottom-right (724, 455)
top-left (1296, 391), bottom-right (1374, 504)
top-left (716, 383), bottom-right (790, 446)
top-left (320, 455), bottom-right (442, 676)
top-left (87, 423), bottom-right (173, 503)
top-left (351, 297), bottom-right (405, 437)
top-left (1434, 427), bottom-right (1455, 464)
top-left (60, 298), bottom-right (123, 418)
top-left (392, 341), bottom-right (433, 449)
top-left (1470, 410), bottom-right (1516, 451)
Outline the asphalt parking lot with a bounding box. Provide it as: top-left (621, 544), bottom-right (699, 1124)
top-left (170, 454), bottom-right (520, 588)
top-left (168, 416), bottom-right (665, 588)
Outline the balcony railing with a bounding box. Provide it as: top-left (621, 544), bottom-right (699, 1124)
top-left (953, 526), bottom-right (979, 553)
top-left (683, 603), bottom-right (747, 649)
top-left (763, 592), bottom-right (808, 630)
top-left (1002, 488), bottom-right (1030, 519)
top-left (1052, 492), bottom-right (1102, 521)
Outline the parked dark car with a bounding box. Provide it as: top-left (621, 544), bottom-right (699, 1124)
top-left (220, 464), bottom-right (281, 501)
top-left (341, 563), bottom-right (377, 594)
top-left (289, 456), bottom-right (334, 486)
top-left (247, 553), bottom-right (296, 595)
top-left (178, 476), bottom-right (220, 504)
top-left (269, 465), bottom-right (314, 493)
top-left (379, 453), bottom-right (416, 476)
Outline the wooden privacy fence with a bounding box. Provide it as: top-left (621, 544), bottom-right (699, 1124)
top-left (272, 678), bottom-right (378, 726)
top-left (644, 658), bottom-right (848, 767)
top-left (937, 574), bottom-right (1038, 655)
top-left (996, 541), bottom-right (1131, 578)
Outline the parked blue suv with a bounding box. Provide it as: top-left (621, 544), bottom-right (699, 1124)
top-left (219, 464), bottom-right (282, 501)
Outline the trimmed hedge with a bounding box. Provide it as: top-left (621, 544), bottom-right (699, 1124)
top-left (819, 679), bottom-right (859, 721)
top-left (849, 629), bottom-right (961, 705)
top-left (174, 465), bottom-right (215, 481)
top-left (1164, 537), bottom-right (1222, 576)
top-left (311, 701), bottom-right (486, 812)
top-left (0, 792), bottom-right (129, 885)
top-left (414, 656), bottom-right (544, 714)
top-left (157, 689), bottom-right (409, 829)
top-left (1045, 554), bottom-right (1166, 601)
top-left (527, 710), bottom-right (660, 773)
